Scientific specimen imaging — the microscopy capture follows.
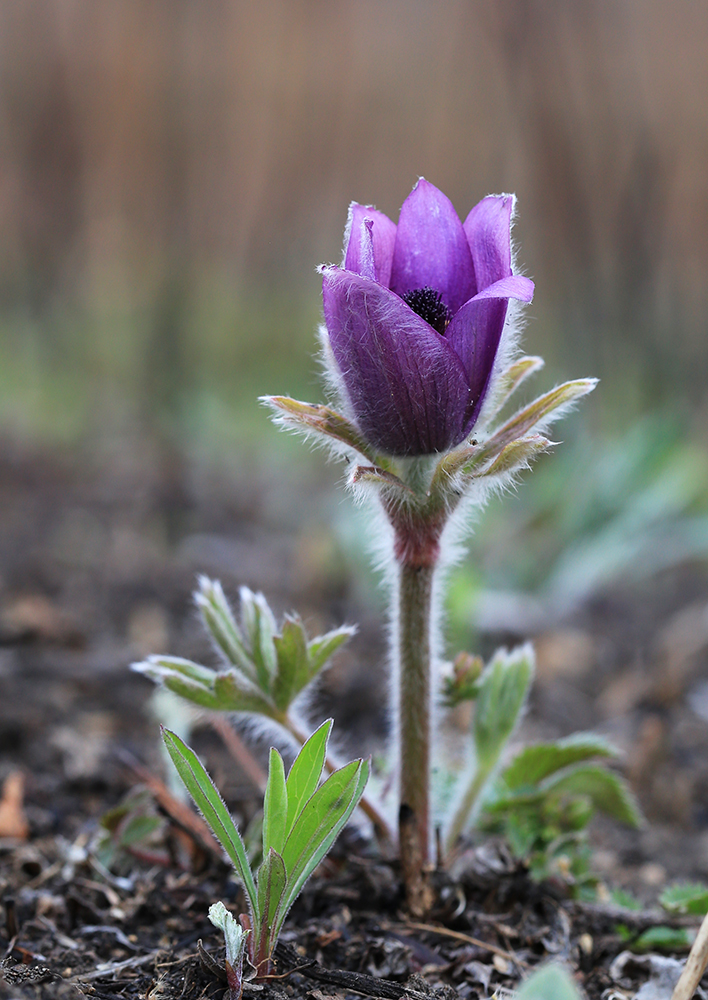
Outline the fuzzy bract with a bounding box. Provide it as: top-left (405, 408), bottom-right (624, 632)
top-left (321, 179), bottom-right (535, 457)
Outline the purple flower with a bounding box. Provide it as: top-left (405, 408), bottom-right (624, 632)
top-left (321, 179), bottom-right (535, 457)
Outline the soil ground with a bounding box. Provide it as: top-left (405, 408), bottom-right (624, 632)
top-left (2, 438), bottom-right (708, 999)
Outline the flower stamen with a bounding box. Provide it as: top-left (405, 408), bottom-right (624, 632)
top-left (401, 286), bottom-right (452, 335)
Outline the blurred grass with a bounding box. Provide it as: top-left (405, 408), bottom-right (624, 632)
top-left (2, 0), bottom-right (708, 627)
top-left (0, 281), bottom-right (322, 458)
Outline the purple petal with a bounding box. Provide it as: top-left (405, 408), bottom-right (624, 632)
top-left (445, 297), bottom-right (509, 433)
top-left (445, 275), bottom-right (533, 433)
top-left (472, 274), bottom-right (534, 303)
top-left (390, 179), bottom-right (475, 314)
top-left (322, 266), bottom-right (473, 455)
top-left (344, 203), bottom-right (397, 286)
top-left (463, 195), bottom-right (514, 293)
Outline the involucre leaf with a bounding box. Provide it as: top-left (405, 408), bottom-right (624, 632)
top-left (261, 396), bottom-right (379, 462)
top-left (475, 435), bottom-right (552, 480)
top-left (482, 378), bottom-right (598, 458)
top-left (211, 673), bottom-right (276, 715)
top-left (284, 719), bottom-right (331, 836)
top-left (263, 748), bottom-right (287, 856)
top-left (502, 734), bottom-right (617, 791)
top-left (162, 729), bottom-right (258, 920)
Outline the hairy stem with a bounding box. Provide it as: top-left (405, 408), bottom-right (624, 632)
top-left (282, 715), bottom-right (394, 845)
top-left (397, 558), bottom-right (435, 913)
top-left (445, 761), bottom-right (492, 855)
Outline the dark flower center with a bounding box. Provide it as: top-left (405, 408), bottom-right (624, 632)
top-left (401, 286), bottom-right (452, 335)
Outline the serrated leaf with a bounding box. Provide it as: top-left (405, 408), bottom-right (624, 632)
top-left (194, 577), bottom-right (254, 677)
top-left (474, 646), bottom-right (534, 769)
top-left (240, 587), bottom-right (278, 690)
top-left (660, 881), bottom-right (708, 915)
top-left (307, 625), bottom-right (356, 679)
top-left (540, 763), bottom-right (642, 827)
top-left (256, 848), bottom-right (287, 956)
top-left (276, 757), bottom-right (368, 941)
top-left (272, 616), bottom-right (310, 710)
top-left (262, 396), bottom-right (378, 462)
top-left (162, 728), bottom-right (258, 920)
top-left (284, 719), bottom-right (331, 836)
top-left (516, 964), bottom-right (582, 1000)
top-left (263, 748), bottom-right (287, 856)
top-left (503, 734), bottom-right (618, 791)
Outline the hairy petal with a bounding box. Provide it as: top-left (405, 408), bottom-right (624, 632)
top-left (463, 194), bottom-right (514, 292)
top-left (322, 267), bottom-right (472, 455)
top-left (446, 276), bottom-right (534, 433)
top-left (344, 203), bottom-right (397, 286)
top-left (390, 178), bottom-right (475, 314)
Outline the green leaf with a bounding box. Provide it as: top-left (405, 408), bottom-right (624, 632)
top-left (194, 577), bottom-right (254, 677)
top-left (609, 887), bottom-right (643, 911)
top-left (277, 757), bottom-right (369, 939)
top-left (272, 616), bottom-right (310, 710)
top-left (162, 728), bottom-right (259, 920)
top-left (132, 655), bottom-right (217, 686)
top-left (660, 881), bottom-right (708, 916)
top-left (540, 764), bottom-right (642, 827)
top-left (256, 848), bottom-right (287, 956)
top-left (516, 964), bottom-right (582, 1000)
top-left (240, 587), bottom-right (278, 690)
top-left (474, 645), bottom-right (534, 770)
top-left (263, 748), bottom-right (287, 856)
top-left (119, 814), bottom-right (163, 847)
top-left (307, 625), bottom-right (356, 679)
top-left (211, 672), bottom-right (276, 715)
top-left (630, 925), bottom-right (692, 952)
top-left (284, 719), bottom-right (331, 836)
top-left (503, 734), bottom-right (618, 790)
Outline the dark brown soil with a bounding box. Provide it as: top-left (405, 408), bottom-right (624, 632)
top-left (2, 438), bottom-right (708, 999)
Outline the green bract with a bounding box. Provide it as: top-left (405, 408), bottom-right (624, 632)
top-left (163, 719), bottom-right (369, 978)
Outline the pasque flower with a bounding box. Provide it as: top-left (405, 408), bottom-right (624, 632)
top-left (321, 179), bottom-right (535, 457)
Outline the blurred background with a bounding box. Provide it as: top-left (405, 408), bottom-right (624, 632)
top-left (2, 0), bottom-right (708, 874)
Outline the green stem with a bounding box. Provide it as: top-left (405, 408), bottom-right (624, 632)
top-left (397, 558), bottom-right (435, 907)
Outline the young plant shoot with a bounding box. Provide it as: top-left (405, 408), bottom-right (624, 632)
top-left (265, 178), bottom-right (597, 911)
top-left (133, 577), bottom-right (391, 841)
top-left (163, 719), bottom-right (369, 989)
